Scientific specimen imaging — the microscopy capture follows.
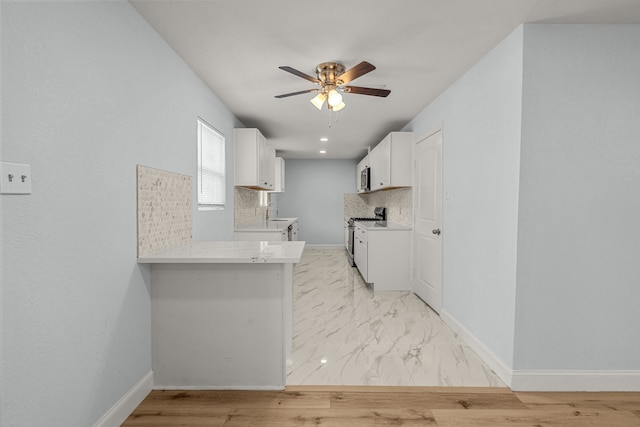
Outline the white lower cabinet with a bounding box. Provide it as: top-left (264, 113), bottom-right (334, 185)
top-left (353, 223), bottom-right (411, 291)
top-left (354, 224), bottom-right (369, 282)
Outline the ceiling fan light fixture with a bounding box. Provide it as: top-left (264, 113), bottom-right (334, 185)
top-left (332, 101), bottom-right (346, 112)
top-left (276, 61), bottom-right (389, 115)
top-left (310, 92), bottom-right (327, 110)
top-left (327, 89), bottom-right (343, 107)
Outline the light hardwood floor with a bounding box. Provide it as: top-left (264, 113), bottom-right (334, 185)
top-left (123, 386), bottom-right (640, 426)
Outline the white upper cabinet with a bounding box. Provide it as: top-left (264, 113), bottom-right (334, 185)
top-left (234, 128), bottom-right (275, 190)
top-left (369, 132), bottom-right (412, 192)
top-left (270, 157), bottom-right (285, 193)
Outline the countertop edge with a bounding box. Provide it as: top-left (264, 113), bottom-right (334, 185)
top-left (137, 240), bottom-right (305, 264)
top-left (137, 257), bottom-right (302, 264)
top-left (354, 221), bottom-right (412, 231)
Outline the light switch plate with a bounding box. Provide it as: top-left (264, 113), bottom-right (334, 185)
top-left (0, 162), bottom-right (32, 194)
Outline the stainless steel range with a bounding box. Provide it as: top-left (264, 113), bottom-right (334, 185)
top-left (347, 207), bottom-right (386, 267)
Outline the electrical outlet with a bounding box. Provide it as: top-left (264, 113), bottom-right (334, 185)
top-left (0, 162), bottom-right (32, 194)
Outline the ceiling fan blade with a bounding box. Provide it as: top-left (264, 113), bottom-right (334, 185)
top-left (336, 61), bottom-right (376, 85)
top-left (343, 86), bottom-right (391, 97)
top-left (274, 88), bottom-right (319, 99)
top-left (279, 66), bottom-right (321, 84)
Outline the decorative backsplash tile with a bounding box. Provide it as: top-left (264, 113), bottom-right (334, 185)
top-left (344, 193), bottom-right (374, 218)
top-left (234, 187), bottom-right (268, 227)
top-left (137, 165), bottom-right (192, 257)
top-left (344, 188), bottom-right (413, 227)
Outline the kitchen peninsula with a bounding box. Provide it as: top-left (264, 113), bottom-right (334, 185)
top-left (235, 217), bottom-right (299, 241)
top-left (138, 240), bottom-right (305, 390)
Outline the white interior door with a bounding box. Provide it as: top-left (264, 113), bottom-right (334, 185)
top-left (412, 130), bottom-right (442, 312)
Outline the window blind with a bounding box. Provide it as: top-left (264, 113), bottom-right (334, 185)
top-left (197, 119), bottom-right (225, 209)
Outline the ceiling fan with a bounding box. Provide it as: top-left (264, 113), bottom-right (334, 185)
top-left (275, 61), bottom-right (390, 111)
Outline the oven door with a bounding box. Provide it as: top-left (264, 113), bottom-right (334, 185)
top-left (347, 223), bottom-right (356, 266)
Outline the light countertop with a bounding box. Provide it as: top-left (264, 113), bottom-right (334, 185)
top-left (137, 240), bottom-right (305, 264)
top-left (354, 221), bottom-right (412, 231)
top-left (235, 217), bottom-right (298, 232)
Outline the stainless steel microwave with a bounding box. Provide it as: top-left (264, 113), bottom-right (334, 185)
top-left (360, 167), bottom-right (370, 192)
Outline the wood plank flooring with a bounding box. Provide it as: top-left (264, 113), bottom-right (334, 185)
top-left (123, 386), bottom-right (640, 426)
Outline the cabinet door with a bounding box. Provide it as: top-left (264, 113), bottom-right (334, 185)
top-left (279, 157), bottom-right (285, 192)
top-left (370, 135), bottom-right (391, 191)
top-left (354, 236), bottom-right (368, 282)
top-left (257, 134), bottom-right (271, 189)
top-left (270, 157), bottom-right (285, 193)
top-left (265, 143), bottom-right (275, 190)
top-left (234, 128), bottom-right (260, 187)
top-left (234, 128), bottom-right (274, 190)
top-left (353, 226), bottom-right (368, 281)
top-left (257, 132), bottom-right (266, 187)
top-left (367, 229), bottom-right (411, 291)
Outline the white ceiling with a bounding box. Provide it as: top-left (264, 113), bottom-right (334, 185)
top-left (130, 0), bottom-right (640, 159)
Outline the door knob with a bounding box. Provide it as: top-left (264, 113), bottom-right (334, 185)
top-left (432, 229), bottom-right (441, 235)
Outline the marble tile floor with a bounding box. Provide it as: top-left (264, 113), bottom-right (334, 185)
top-left (287, 248), bottom-right (506, 387)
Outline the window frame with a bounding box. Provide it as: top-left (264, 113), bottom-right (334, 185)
top-left (197, 118), bottom-right (225, 211)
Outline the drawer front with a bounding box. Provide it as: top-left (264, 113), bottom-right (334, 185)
top-left (354, 236), bottom-right (368, 282)
top-left (354, 224), bottom-right (368, 242)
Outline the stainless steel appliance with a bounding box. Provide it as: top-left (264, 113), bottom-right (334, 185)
top-left (360, 167), bottom-right (370, 192)
top-left (347, 207), bottom-right (386, 267)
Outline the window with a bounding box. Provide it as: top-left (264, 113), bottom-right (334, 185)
top-left (197, 118), bottom-right (225, 210)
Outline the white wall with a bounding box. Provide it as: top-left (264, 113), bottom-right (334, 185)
top-left (403, 23), bottom-right (640, 388)
top-left (273, 159), bottom-right (356, 245)
top-left (1, 2), bottom-right (241, 426)
top-left (514, 25), bottom-right (640, 371)
top-left (0, 1), bottom-right (4, 418)
top-left (403, 26), bottom-right (524, 370)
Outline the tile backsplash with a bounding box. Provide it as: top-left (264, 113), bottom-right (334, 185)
top-left (234, 187), bottom-right (268, 227)
top-left (344, 187), bottom-right (413, 227)
top-left (137, 165), bottom-right (192, 257)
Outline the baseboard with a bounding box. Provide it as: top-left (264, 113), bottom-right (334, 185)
top-left (440, 309), bottom-right (513, 387)
top-left (511, 370), bottom-right (640, 392)
top-left (440, 310), bottom-right (640, 391)
top-left (152, 385), bottom-right (285, 391)
top-left (93, 370), bottom-right (153, 427)
top-left (304, 244), bottom-right (345, 250)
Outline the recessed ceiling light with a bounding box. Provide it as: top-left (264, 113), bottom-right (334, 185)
top-left (320, 137), bottom-right (328, 142)
top-left (319, 150), bottom-right (326, 154)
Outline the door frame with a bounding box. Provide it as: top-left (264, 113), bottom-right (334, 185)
top-left (410, 125), bottom-right (444, 310)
